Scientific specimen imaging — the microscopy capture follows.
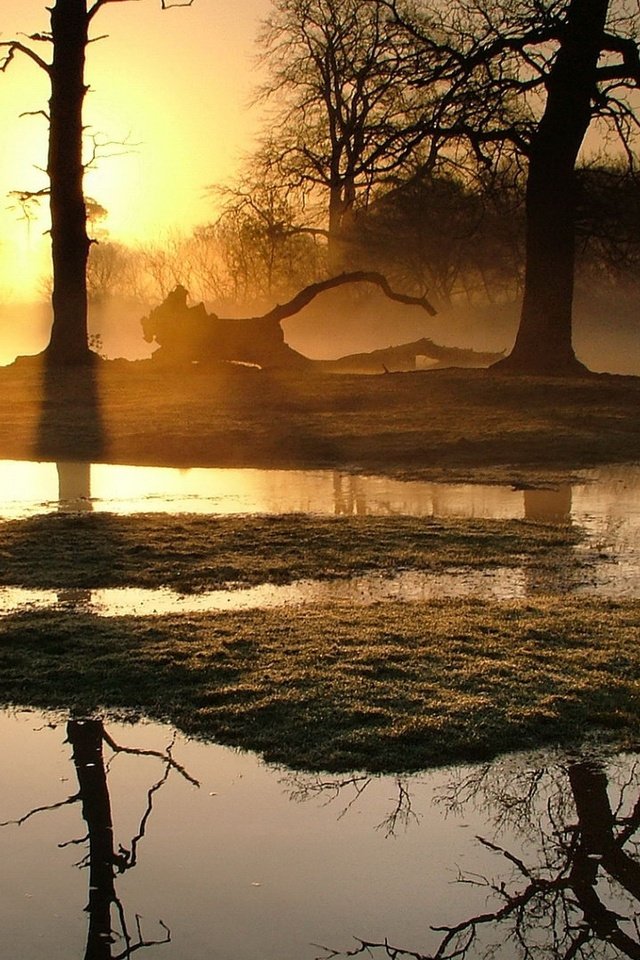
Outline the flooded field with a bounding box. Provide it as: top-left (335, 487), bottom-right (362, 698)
top-left (0, 459), bottom-right (602, 519)
top-left (0, 460), bottom-right (638, 614)
top-left (2, 708), bottom-right (639, 960)
top-left (2, 461), bottom-right (639, 957)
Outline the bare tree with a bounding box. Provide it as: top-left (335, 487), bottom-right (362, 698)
top-left (0, 0), bottom-right (194, 366)
top-left (2, 717), bottom-right (198, 959)
top-left (255, 0), bottom-right (430, 273)
top-left (319, 755), bottom-right (640, 959)
top-left (345, 167), bottom-right (525, 306)
top-left (212, 176), bottom-right (325, 305)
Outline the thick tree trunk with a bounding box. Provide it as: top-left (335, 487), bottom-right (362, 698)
top-left (47, 0), bottom-right (92, 364)
top-left (495, 0), bottom-right (609, 376)
top-left (568, 761), bottom-right (640, 953)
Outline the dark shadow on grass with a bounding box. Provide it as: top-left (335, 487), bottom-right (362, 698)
top-left (34, 352), bottom-right (106, 463)
top-left (1, 599), bottom-right (639, 774)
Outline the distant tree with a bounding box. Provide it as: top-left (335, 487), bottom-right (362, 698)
top-left (213, 177), bottom-right (324, 305)
top-left (346, 168), bottom-right (524, 305)
top-left (255, 0), bottom-right (431, 272)
top-left (0, 0), bottom-right (194, 366)
top-left (575, 163), bottom-right (640, 286)
top-left (87, 241), bottom-right (135, 304)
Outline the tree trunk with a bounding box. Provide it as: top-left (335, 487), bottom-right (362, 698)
top-left (68, 719), bottom-right (116, 960)
top-left (495, 0), bottom-right (609, 376)
top-left (328, 182), bottom-right (346, 273)
top-left (47, 0), bottom-right (92, 364)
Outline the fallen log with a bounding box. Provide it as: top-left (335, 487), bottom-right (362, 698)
top-left (319, 338), bottom-right (504, 374)
top-left (140, 276), bottom-right (498, 372)
top-left (141, 274), bottom-right (436, 368)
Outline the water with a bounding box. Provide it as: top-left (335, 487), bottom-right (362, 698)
top-left (0, 568), bottom-right (533, 616)
top-left (0, 461), bottom-right (639, 614)
top-left (1, 708), bottom-right (638, 960)
top-left (0, 459), bottom-right (565, 519)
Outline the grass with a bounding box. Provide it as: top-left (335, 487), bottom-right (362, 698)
top-left (0, 358), bottom-right (638, 773)
top-left (1, 598), bottom-right (639, 772)
top-left (0, 358), bottom-right (639, 483)
top-left (0, 513), bottom-right (583, 591)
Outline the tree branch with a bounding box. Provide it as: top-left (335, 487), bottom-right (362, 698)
top-left (102, 730), bottom-right (200, 787)
top-left (0, 40), bottom-right (51, 75)
top-left (89, 0), bottom-right (194, 16)
top-left (0, 792), bottom-right (80, 827)
top-left (599, 32), bottom-right (640, 83)
top-left (260, 271), bottom-right (437, 325)
top-left (19, 109), bottom-right (50, 122)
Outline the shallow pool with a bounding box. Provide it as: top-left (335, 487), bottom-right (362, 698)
top-left (1, 461), bottom-right (639, 611)
top-left (1, 708), bottom-right (638, 960)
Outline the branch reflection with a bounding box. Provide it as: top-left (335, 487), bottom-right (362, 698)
top-left (1, 717), bottom-right (198, 960)
top-left (282, 772), bottom-right (421, 838)
top-left (314, 754), bottom-right (640, 960)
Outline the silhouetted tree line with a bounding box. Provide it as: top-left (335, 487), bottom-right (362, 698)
top-left (84, 163), bottom-right (640, 316)
top-left (2, 0), bottom-right (640, 373)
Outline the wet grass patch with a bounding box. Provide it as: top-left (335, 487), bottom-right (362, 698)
top-left (0, 513), bottom-right (583, 591)
top-left (1, 598), bottom-right (638, 772)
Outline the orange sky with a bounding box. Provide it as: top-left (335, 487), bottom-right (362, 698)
top-left (0, 0), bottom-right (270, 300)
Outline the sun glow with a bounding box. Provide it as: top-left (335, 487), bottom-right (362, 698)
top-left (0, 0), bottom-right (269, 304)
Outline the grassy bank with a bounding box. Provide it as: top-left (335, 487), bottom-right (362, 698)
top-left (0, 359), bottom-right (639, 482)
top-left (0, 513), bottom-right (582, 591)
top-left (1, 598), bottom-right (639, 772)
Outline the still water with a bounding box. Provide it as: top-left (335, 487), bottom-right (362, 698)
top-left (0, 458), bottom-right (614, 520)
top-left (0, 460), bottom-right (639, 612)
top-left (2, 708), bottom-right (639, 960)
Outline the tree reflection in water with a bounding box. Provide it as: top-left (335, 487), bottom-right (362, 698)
top-left (1, 717), bottom-right (198, 960)
top-left (283, 772), bottom-right (421, 838)
top-left (308, 756), bottom-right (640, 960)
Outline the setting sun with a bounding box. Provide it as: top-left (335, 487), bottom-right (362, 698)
top-left (0, 0), bottom-right (268, 300)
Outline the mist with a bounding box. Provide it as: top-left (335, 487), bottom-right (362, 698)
top-left (2, 282), bottom-right (637, 376)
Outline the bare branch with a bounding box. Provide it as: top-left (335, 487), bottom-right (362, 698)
top-left (88, 0), bottom-right (142, 20)
top-left (89, 0), bottom-right (194, 18)
top-left (115, 760), bottom-right (172, 871)
top-left (0, 40), bottom-right (51, 75)
top-left (260, 271), bottom-right (437, 325)
top-left (599, 33), bottom-right (640, 83)
top-left (18, 32), bottom-right (52, 44)
top-left (0, 792), bottom-right (80, 827)
top-left (19, 109), bottom-right (50, 122)
top-left (112, 905), bottom-right (171, 960)
top-left (83, 130), bottom-right (141, 171)
top-left (102, 730), bottom-right (200, 787)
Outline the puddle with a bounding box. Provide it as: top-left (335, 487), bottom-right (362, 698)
top-left (0, 560), bottom-right (631, 618)
top-left (0, 567), bottom-right (535, 617)
top-left (1, 461), bottom-right (639, 611)
top-left (0, 458), bottom-right (604, 519)
top-left (1, 708), bottom-right (639, 960)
